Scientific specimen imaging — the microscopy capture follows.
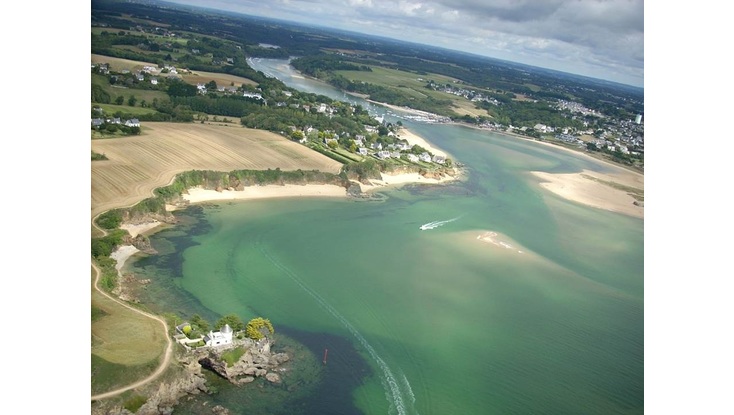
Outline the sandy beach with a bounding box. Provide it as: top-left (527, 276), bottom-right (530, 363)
top-left (109, 245), bottom-right (141, 271)
top-left (531, 169), bottom-right (644, 218)
top-left (181, 184), bottom-right (349, 204)
top-left (396, 128), bottom-right (450, 158)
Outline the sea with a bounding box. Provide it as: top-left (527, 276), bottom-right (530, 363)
top-left (126, 58), bottom-right (643, 414)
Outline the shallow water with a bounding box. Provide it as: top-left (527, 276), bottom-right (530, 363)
top-left (129, 59), bottom-right (643, 414)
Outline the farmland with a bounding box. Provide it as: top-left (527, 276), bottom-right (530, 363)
top-left (91, 122), bottom-right (343, 218)
top-left (335, 66), bottom-right (491, 118)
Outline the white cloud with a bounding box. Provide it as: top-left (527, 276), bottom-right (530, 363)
top-left (167, 0), bottom-right (644, 86)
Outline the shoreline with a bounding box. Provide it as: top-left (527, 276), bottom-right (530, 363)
top-left (396, 127), bottom-right (450, 158)
top-left (450, 120), bottom-right (643, 176)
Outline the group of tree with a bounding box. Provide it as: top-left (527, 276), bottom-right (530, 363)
top-left (178, 313), bottom-right (275, 341)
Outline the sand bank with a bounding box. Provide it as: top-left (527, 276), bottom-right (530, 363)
top-left (531, 169), bottom-right (644, 218)
top-left (396, 128), bottom-right (449, 158)
top-left (476, 231), bottom-right (525, 254)
top-left (181, 184), bottom-right (349, 204)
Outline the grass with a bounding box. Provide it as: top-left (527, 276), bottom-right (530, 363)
top-left (580, 173), bottom-right (645, 201)
top-left (92, 73), bottom-right (169, 105)
top-left (336, 66), bottom-right (490, 117)
top-left (91, 265), bottom-right (167, 365)
top-left (221, 347), bottom-right (246, 367)
top-left (91, 354), bottom-right (161, 395)
top-left (123, 395), bottom-right (148, 413)
top-left (94, 103), bottom-right (161, 116)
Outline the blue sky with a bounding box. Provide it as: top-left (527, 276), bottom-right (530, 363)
top-left (167, 0), bottom-right (644, 87)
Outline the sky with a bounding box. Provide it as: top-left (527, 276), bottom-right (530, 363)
top-left (166, 0), bottom-right (644, 88)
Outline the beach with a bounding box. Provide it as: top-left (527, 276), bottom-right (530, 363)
top-left (181, 183), bottom-right (349, 204)
top-left (531, 169), bottom-right (644, 218)
top-left (396, 127), bottom-right (450, 158)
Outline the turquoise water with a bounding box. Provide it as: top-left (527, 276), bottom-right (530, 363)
top-left (129, 60), bottom-right (643, 414)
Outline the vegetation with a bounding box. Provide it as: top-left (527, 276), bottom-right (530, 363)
top-left (245, 317), bottom-right (275, 340)
top-left (221, 347), bottom-right (246, 367)
top-left (91, 229), bottom-right (127, 259)
top-left (191, 314), bottom-right (210, 332)
top-left (96, 210), bottom-right (123, 230)
top-left (91, 354), bottom-right (161, 396)
top-left (123, 395), bottom-right (147, 413)
top-left (92, 151), bottom-right (108, 161)
top-left (216, 314), bottom-right (245, 331)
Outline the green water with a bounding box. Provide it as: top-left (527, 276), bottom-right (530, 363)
top-left (130, 132), bottom-right (642, 414)
top-left (129, 60), bottom-right (643, 414)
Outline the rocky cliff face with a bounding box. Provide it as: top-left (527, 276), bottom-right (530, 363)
top-left (93, 338), bottom-right (290, 415)
top-left (197, 338), bottom-right (290, 386)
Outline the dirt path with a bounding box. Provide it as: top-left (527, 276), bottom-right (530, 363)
top-left (91, 216), bottom-right (174, 401)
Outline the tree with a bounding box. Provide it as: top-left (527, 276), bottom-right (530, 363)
top-left (290, 130), bottom-right (304, 141)
top-left (115, 95), bottom-right (124, 105)
top-left (215, 314), bottom-right (244, 331)
top-left (245, 317), bottom-right (274, 340)
top-left (191, 314), bottom-right (210, 332)
top-left (205, 80), bottom-right (217, 90)
top-left (128, 95), bottom-right (137, 106)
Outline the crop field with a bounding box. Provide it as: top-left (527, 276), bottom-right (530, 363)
top-left (91, 122), bottom-right (343, 218)
top-left (180, 70), bottom-right (258, 87)
top-left (92, 54), bottom-right (258, 89)
top-left (92, 54), bottom-right (159, 73)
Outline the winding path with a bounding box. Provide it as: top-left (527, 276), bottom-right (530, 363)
top-left (91, 215), bottom-right (174, 401)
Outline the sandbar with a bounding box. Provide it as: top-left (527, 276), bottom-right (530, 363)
top-left (531, 169), bottom-right (644, 218)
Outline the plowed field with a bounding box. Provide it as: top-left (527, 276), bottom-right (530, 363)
top-left (91, 122), bottom-right (343, 217)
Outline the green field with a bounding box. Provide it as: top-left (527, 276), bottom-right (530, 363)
top-left (94, 103), bottom-right (161, 116)
top-left (91, 266), bottom-right (168, 395)
top-left (92, 73), bottom-right (169, 106)
top-left (336, 66), bottom-right (490, 117)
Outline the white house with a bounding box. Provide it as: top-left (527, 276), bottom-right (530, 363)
top-left (407, 154), bottom-right (419, 162)
top-left (125, 119), bottom-right (140, 127)
top-left (204, 324), bottom-right (233, 347)
top-left (432, 155), bottom-right (446, 164)
top-left (419, 152), bottom-right (432, 163)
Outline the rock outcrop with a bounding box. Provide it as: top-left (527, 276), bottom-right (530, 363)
top-left (197, 338), bottom-right (290, 385)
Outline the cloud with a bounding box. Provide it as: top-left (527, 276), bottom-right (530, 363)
top-left (168, 0), bottom-right (644, 86)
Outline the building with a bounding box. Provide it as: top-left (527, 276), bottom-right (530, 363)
top-left (204, 324), bottom-right (233, 347)
top-left (635, 114), bottom-right (642, 124)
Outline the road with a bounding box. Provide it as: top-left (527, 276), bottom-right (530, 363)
top-left (91, 215), bottom-right (174, 401)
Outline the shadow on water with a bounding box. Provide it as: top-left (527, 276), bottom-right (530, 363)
top-left (173, 327), bottom-right (372, 415)
top-left (278, 326), bottom-right (373, 415)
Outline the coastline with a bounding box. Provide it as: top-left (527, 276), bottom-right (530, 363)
top-left (439, 120), bottom-right (644, 218)
top-left (396, 127), bottom-right (450, 158)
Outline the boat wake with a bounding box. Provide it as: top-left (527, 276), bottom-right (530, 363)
top-left (257, 242), bottom-right (417, 415)
top-left (419, 216), bottom-right (461, 230)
